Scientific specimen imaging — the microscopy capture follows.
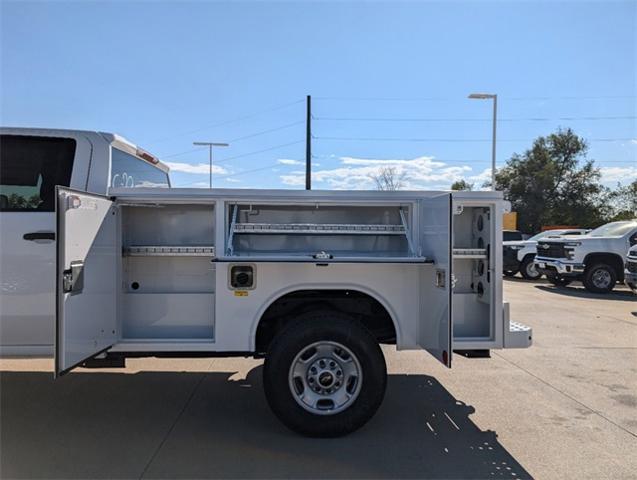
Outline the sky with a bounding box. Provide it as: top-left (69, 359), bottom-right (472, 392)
top-left (1, 1), bottom-right (635, 190)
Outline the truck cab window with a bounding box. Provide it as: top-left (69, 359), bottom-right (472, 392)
top-left (110, 148), bottom-right (169, 188)
top-left (0, 135), bottom-right (75, 212)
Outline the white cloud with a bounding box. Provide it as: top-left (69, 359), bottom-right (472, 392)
top-left (280, 174), bottom-right (306, 186)
top-left (165, 162), bottom-right (228, 175)
top-left (277, 159), bottom-right (303, 165)
top-left (225, 178), bottom-right (241, 183)
top-left (281, 155), bottom-right (475, 190)
top-left (181, 181), bottom-right (210, 188)
top-left (599, 166), bottom-right (637, 186)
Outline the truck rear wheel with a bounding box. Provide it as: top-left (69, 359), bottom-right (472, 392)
top-left (583, 263), bottom-right (617, 293)
top-left (263, 312), bottom-right (386, 437)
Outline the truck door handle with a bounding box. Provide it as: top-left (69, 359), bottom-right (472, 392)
top-left (23, 231), bottom-right (55, 241)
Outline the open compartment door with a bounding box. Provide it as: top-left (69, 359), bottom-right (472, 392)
top-left (55, 187), bottom-right (118, 377)
top-left (419, 193), bottom-right (453, 367)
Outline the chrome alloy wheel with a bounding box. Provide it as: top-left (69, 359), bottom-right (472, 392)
top-left (288, 341), bottom-right (363, 415)
top-left (592, 268), bottom-right (612, 289)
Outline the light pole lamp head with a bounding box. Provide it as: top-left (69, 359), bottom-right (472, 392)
top-left (193, 142), bottom-right (230, 147)
top-left (468, 93), bottom-right (497, 100)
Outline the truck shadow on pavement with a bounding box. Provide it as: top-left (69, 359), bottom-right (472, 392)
top-left (0, 366), bottom-right (532, 480)
top-left (534, 284), bottom-right (636, 302)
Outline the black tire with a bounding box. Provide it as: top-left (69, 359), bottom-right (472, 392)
top-left (263, 312), bottom-right (386, 437)
top-left (503, 270), bottom-right (517, 277)
top-left (582, 263), bottom-right (617, 293)
top-left (546, 273), bottom-right (572, 287)
top-left (520, 256), bottom-right (541, 280)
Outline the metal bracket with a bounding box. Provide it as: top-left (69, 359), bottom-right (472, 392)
top-left (63, 260), bottom-right (84, 294)
top-left (226, 204), bottom-right (238, 256)
top-left (435, 268), bottom-right (446, 289)
top-left (399, 208), bottom-right (416, 256)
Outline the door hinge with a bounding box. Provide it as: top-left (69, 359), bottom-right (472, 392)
top-left (435, 270), bottom-right (457, 290)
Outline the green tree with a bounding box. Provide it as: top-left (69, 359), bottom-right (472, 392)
top-left (494, 128), bottom-right (609, 233)
top-left (607, 180), bottom-right (637, 221)
top-left (450, 179), bottom-right (473, 191)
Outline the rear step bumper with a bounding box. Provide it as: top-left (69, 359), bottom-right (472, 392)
top-left (504, 302), bottom-right (532, 348)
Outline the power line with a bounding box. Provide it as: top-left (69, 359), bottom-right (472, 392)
top-left (163, 146), bottom-right (207, 159)
top-left (215, 140), bottom-right (304, 164)
top-left (161, 125), bottom-right (304, 160)
top-left (217, 162), bottom-right (282, 178)
top-left (228, 121), bottom-right (304, 143)
top-left (314, 136), bottom-right (634, 143)
top-left (313, 115), bottom-right (637, 123)
top-left (313, 95), bottom-right (636, 102)
top-left (150, 98), bottom-right (304, 144)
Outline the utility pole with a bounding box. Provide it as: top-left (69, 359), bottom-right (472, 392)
top-left (192, 141), bottom-right (229, 188)
top-left (305, 95), bottom-right (312, 190)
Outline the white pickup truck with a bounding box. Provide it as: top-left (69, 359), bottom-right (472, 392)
top-left (503, 228), bottom-right (589, 280)
top-left (534, 220), bottom-right (637, 293)
top-left (0, 128), bottom-right (170, 356)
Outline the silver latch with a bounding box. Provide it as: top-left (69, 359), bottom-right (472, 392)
top-left (63, 260), bottom-right (84, 294)
top-left (435, 268), bottom-right (446, 288)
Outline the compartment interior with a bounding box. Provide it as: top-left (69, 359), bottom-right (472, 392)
top-left (120, 204), bottom-right (216, 341)
top-left (226, 203), bottom-right (414, 258)
top-left (452, 205), bottom-right (493, 339)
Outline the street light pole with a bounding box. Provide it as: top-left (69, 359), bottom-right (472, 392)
top-left (193, 141), bottom-right (229, 188)
top-left (468, 93), bottom-right (498, 191)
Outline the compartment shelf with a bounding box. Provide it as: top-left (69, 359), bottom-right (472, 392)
top-left (123, 245), bottom-right (216, 257)
top-left (452, 248), bottom-right (487, 259)
top-left (233, 223), bottom-right (406, 235)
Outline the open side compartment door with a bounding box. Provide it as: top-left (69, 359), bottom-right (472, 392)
top-left (419, 193), bottom-right (453, 367)
top-left (55, 187), bottom-right (118, 377)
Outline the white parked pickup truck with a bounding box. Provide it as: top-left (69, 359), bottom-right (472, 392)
top-left (52, 186), bottom-right (529, 436)
top-left (0, 128), bottom-right (170, 356)
top-left (625, 245), bottom-right (637, 293)
top-left (503, 229), bottom-right (589, 280)
top-left (534, 220), bottom-right (637, 293)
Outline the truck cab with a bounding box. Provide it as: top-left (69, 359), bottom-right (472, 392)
top-left (534, 220), bottom-right (637, 293)
top-left (0, 128), bottom-right (170, 356)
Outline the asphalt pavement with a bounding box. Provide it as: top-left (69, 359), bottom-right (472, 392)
top-left (1, 279), bottom-right (635, 479)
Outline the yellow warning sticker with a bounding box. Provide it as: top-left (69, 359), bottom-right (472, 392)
top-left (234, 290), bottom-right (249, 297)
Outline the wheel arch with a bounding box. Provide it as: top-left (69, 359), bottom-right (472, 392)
top-left (251, 285), bottom-right (401, 354)
top-left (521, 252), bottom-right (536, 262)
top-left (584, 252), bottom-right (625, 281)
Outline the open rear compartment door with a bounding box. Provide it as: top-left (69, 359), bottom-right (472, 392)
top-left (55, 187), bottom-right (118, 377)
top-left (418, 193), bottom-right (452, 367)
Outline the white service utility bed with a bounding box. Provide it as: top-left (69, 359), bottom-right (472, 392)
top-left (55, 187), bottom-right (531, 377)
